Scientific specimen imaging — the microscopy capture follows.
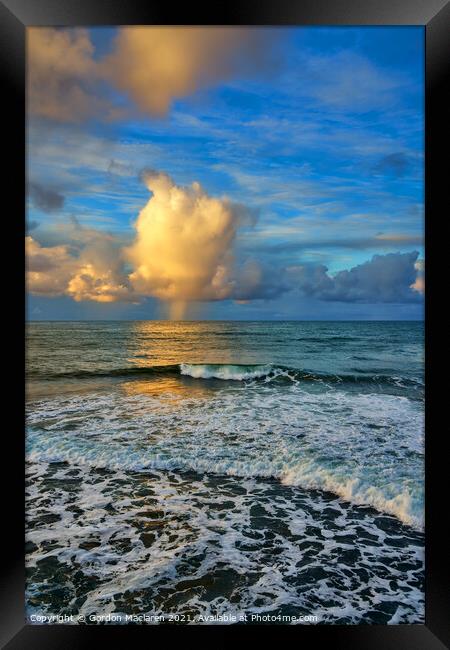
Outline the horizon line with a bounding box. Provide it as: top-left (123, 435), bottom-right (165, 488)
top-left (26, 318), bottom-right (425, 323)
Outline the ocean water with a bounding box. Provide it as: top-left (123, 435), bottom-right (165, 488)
top-left (26, 320), bottom-right (425, 624)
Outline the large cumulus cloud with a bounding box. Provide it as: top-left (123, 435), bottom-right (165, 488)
top-left (125, 171), bottom-right (255, 317)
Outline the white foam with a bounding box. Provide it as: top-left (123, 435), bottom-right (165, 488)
top-left (26, 383), bottom-right (424, 529)
top-left (179, 363), bottom-right (274, 381)
top-left (25, 462), bottom-right (425, 624)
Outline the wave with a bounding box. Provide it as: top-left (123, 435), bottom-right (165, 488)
top-left (180, 364), bottom-right (421, 387)
top-left (29, 362), bottom-right (422, 388)
top-left (180, 363), bottom-right (274, 381)
top-left (26, 380), bottom-right (424, 530)
top-left (27, 437), bottom-right (423, 529)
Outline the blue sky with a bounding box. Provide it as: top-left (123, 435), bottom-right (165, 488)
top-left (27, 26), bottom-right (424, 320)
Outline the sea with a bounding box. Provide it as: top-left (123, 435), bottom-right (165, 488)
top-left (25, 320), bottom-right (425, 624)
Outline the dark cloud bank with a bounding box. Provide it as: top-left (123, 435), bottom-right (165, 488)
top-left (237, 252), bottom-right (423, 304)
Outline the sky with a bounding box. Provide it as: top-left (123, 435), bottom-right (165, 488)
top-left (26, 26), bottom-right (424, 320)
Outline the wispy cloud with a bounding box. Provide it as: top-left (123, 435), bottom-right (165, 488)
top-left (298, 51), bottom-right (404, 111)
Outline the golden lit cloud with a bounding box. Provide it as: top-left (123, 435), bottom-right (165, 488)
top-left (26, 171), bottom-right (425, 314)
top-left (26, 172), bottom-right (258, 314)
top-left (103, 27), bottom-right (268, 117)
top-left (125, 172), bottom-right (252, 315)
top-left (26, 232), bottom-right (137, 303)
top-left (67, 265), bottom-right (134, 303)
top-left (28, 27), bottom-right (272, 121)
top-left (26, 236), bottom-right (77, 294)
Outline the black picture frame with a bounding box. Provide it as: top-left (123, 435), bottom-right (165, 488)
top-left (3, 0), bottom-right (449, 647)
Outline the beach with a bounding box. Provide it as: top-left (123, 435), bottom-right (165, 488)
top-left (26, 320), bottom-right (425, 624)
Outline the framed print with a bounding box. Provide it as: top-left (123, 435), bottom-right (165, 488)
top-left (1, 0), bottom-right (449, 647)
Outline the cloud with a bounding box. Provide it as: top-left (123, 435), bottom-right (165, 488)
top-left (66, 227), bottom-right (137, 303)
top-left (26, 173), bottom-right (424, 312)
top-left (103, 27), bottom-right (272, 117)
top-left (26, 236), bottom-right (77, 295)
top-left (27, 181), bottom-right (65, 212)
top-left (247, 233), bottom-right (424, 255)
top-left (373, 152), bottom-right (412, 177)
top-left (125, 171), bottom-right (255, 316)
top-left (196, 251), bottom-right (425, 306)
top-left (28, 27), bottom-right (275, 122)
top-left (290, 251), bottom-right (422, 303)
top-left (410, 258), bottom-right (424, 294)
top-left (26, 225), bottom-right (137, 303)
top-left (25, 172), bottom-right (258, 313)
top-left (231, 261), bottom-right (291, 301)
top-left (107, 159), bottom-right (135, 178)
top-left (302, 51), bottom-right (401, 111)
top-left (27, 28), bottom-right (102, 122)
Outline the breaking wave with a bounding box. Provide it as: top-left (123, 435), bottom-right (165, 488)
top-left (30, 362), bottom-right (422, 389)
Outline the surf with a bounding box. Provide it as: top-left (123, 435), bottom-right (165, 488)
top-left (29, 362), bottom-right (422, 389)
